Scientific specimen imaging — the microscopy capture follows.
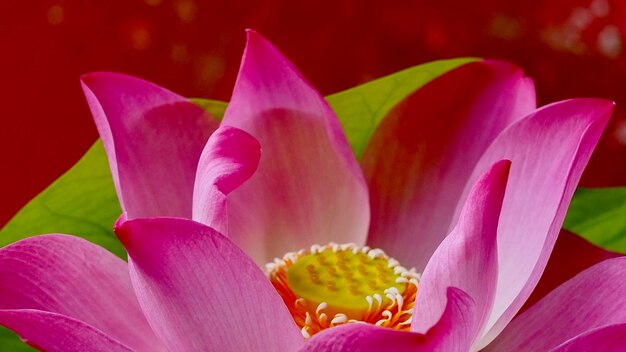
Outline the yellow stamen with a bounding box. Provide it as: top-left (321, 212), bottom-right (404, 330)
top-left (266, 243), bottom-right (420, 338)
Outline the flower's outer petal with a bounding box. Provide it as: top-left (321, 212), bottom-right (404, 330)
top-left (412, 160), bottom-right (509, 346)
top-left (0, 309), bottom-right (133, 352)
top-left (550, 323), bottom-right (626, 352)
top-left (81, 72), bottom-right (218, 220)
top-left (0, 234), bottom-right (162, 351)
top-left (362, 60), bottom-right (535, 271)
top-left (471, 99), bottom-right (613, 346)
top-left (115, 217), bottom-right (304, 352)
top-left (299, 287), bottom-right (476, 352)
top-left (221, 30), bottom-right (370, 265)
top-left (192, 126), bottom-right (261, 234)
top-left (485, 257), bottom-right (626, 351)
top-left (522, 229), bottom-right (620, 311)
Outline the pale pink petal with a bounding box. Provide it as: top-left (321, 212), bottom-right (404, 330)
top-left (299, 287), bottom-right (476, 352)
top-left (551, 323), bottom-right (626, 352)
top-left (469, 99), bottom-right (614, 346)
top-left (221, 30), bottom-right (370, 265)
top-left (115, 217), bottom-right (304, 352)
top-left (412, 160), bottom-right (509, 347)
top-left (192, 126), bottom-right (261, 234)
top-left (81, 72), bottom-right (218, 219)
top-left (485, 257), bottom-right (626, 351)
top-left (522, 229), bottom-right (620, 311)
top-left (0, 309), bottom-right (132, 352)
top-left (362, 60), bottom-right (535, 271)
top-left (0, 235), bottom-right (161, 351)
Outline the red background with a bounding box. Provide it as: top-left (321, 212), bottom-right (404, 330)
top-left (2, 0), bottom-right (626, 226)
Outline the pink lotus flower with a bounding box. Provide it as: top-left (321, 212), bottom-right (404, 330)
top-left (2, 30), bottom-right (626, 351)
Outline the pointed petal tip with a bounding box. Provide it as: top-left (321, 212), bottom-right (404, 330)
top-left (114, 217), bottom-right (168, 256)
top-left (113, 217), bottom-right (152, 251)
top-left (79, 71), bottom-right (105, 84)
top-left (551, 97), bottom-right (615, 115)
top-left (240, 29), bottom-right (286, 70)
top-left (244, 28), bottom-right (266, 45)
top-left (113, 212), bottom-right (128, 232)
top-left (485, 159), bottom-right (511, 197)
top-left (80, 71), bottom-right (129, 86)
top-left (236, 29), bottom-right (285, 91)
top-left (469, 158), bottom-right (510, 215)
top-left (490, 159), bottom-right (512, 178)
top-left (592, 98), bottom-right (616, 117)
top-left (80, 72), bottom-right (145, 98)
top-left (80, 72), bottom-right (174, 97)
top-left (244, 28), bottom-right (259, 36)
top-left (112, 216), bottom-right (134, 250)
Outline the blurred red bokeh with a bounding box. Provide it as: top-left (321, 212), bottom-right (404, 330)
top-left (2, 0), bottom-right (626, 226)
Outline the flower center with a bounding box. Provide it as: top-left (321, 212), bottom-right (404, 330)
top-left (267, 243), bottom-right (420, 338)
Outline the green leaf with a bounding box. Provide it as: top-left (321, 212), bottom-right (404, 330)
top-left (564, 187), bottom-right (626, 253)
top-left (189, 98), bottom-right (228, 119)
top-left (0, 141), bottom-right (125, 257)
top-left (0, 328), bottom-right (35, 352)
top-left (326, 58), bottom-right (477, 158)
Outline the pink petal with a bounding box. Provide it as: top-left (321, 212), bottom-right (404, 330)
top-left (521, 229), bottom-right (620, 311)
top-left (115, 217), bottom-right (304, 352)
top-left (551, 323), bottom-right (626, 352)
top-left (470, 99), bottom-right (614, 346)
top-left (0, 309), bottom-right (132, 352)
top-left (0, 235), bottom-right (161, 351)
top-left (192, 126), bottom-right (261, 234)
top-left (362, 60), bottom-right (535, 271)
top-left (299, 323), bottom-right (428, 352)
top-left (299, 287), bottom-right (476, 352)
top-left (81, 72), bottom-right (218, 219)
top-left (485, 257), bottom-right (626, 351)
top-left (220, 30), bottom-right (370, 265)
top-left (412, 160), bottom-right (509, 347)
